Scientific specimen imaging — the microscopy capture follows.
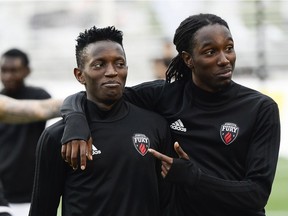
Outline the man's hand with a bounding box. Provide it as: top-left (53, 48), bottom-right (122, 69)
top-left (148, 142), bottom-right (189, 178)
top-left (174, 141), bottom-right (189, 160)
top-left (61, 137), bottom-right (93, 170)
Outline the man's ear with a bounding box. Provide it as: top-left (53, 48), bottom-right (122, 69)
top-left (74, 68), bottom-right (85, 85)
top-left (181, 51), bottom-right (194, 69)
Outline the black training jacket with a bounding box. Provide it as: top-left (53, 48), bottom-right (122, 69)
top-left (61, 79), bottom-right (280, 216)
top-left (30, 99), bottom-right (173, 216)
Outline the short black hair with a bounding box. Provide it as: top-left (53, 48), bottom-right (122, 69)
top-left (2, 48), bottom-right (29, 67)
top-left (75, 26), bottom-right (124, 69)
top-left (166, 13), bottom-right (230, 82)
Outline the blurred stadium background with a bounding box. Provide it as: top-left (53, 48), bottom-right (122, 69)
top-left (0, 0), bottom-right (287, 215)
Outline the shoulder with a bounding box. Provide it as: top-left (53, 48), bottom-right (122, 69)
top-left (124, 80), bottom-right (165, 97)
top-left (163, 79), bottom-right (187, 92)
top-left (40, 119), bottom-right (65, 144)
top-left (126, 79), bottom-right (184, 92)
top-left (235, 82), bottom-right (278, 108)
top-left (45, 119), bottom-right (65, 134)
top-left (36, 120), bottom-right (65, 162)
top-left (129, 79), bottom-right (166, 90)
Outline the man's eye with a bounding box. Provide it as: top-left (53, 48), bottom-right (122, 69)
top-left (117, 63), bottom-right (124, 67)
top-left (92, 63), bottom-right (102, 68)
top-left (205, 50), bottom-right (215, 55)
top-left (115, 62), bottom-right (126, 68)
top-left (226, 46), bottom-right (234, 52)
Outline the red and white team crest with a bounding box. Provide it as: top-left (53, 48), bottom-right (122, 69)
top-left (220, 122), bottom-right (239, 145)
top-left (132, 133), bottom-right (150, 156)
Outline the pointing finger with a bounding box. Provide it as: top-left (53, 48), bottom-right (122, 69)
top-left (148, 148), bottom-right (173, 164)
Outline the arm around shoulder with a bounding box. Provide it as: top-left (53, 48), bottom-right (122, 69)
top-left (60, 91), bottom-right (90, 144)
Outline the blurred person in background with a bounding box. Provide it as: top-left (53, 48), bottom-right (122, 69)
top-left (60, 13), bottom-right (280, 216)
top-left (0, 94), bottom-right (62, 216)
top-left (0, 48), bottom-right (51, 216)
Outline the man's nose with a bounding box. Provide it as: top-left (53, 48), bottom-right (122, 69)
top-left (105, 64), bottom-right (118, 76)
top-left (217, 52), bottom-right (230, 65)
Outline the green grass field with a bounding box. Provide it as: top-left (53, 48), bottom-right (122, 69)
top-left (57, 157), bottom-right (288, 216)
top-left (266, 157), bottom-right (288, 215)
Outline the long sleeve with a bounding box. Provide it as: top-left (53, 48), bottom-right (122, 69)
top-left (157, 123), bottom-right (176, 215)
top-left (123, 80), bottom-right (165, 111)
top-left (29, 123), bottom-right (65, 216)
top-left (166, 102), bottom-right (281, 211)
top-left (60, 81), bottom-right (165, 144)
top-left (60, 91), bottom-right (89, 144)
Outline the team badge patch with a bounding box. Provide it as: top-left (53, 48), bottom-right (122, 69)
top-left (132, 133), bottom-right (150, 156)
top-left (220, 122), bottom-right (239, 145)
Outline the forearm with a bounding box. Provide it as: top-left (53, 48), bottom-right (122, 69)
top-left (124, 80), bottom-right (165, 110)
top-left (61, 91), bottom-right (86, 117)
top-left (0, 95), bottom-right (62, 123)
top-left (61, 92), bottom-right (90, 143)
top-left (167, 159), bottom-right (270, 210)
top-left (34, 98), bottom-right (62, 120)
top-left (167, 104), bottom-right (280, 210)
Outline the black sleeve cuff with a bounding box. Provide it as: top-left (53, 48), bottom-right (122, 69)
top-left (61, 112), bottom-right (90, 144)
top-left (165, 158), bottom-right (200, 186)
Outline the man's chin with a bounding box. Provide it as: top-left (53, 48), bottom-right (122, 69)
top-left (217, 79), bottom-right (232, 91)
top-left (103, 95), bottom-right (122, 105)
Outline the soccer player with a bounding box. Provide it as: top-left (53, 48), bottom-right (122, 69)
top-left (60, 14), bottom-right (281, 216)
top-left (29, 26), bottom-right (173, 216)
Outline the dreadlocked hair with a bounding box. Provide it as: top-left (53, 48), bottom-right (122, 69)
top-left (75, 26), bottom-right (123, 69)
top-left (166, 13), bottom-right (230, 83)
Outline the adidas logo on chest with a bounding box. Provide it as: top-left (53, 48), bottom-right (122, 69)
top-left (170, 119), bottom-right (187, 132)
